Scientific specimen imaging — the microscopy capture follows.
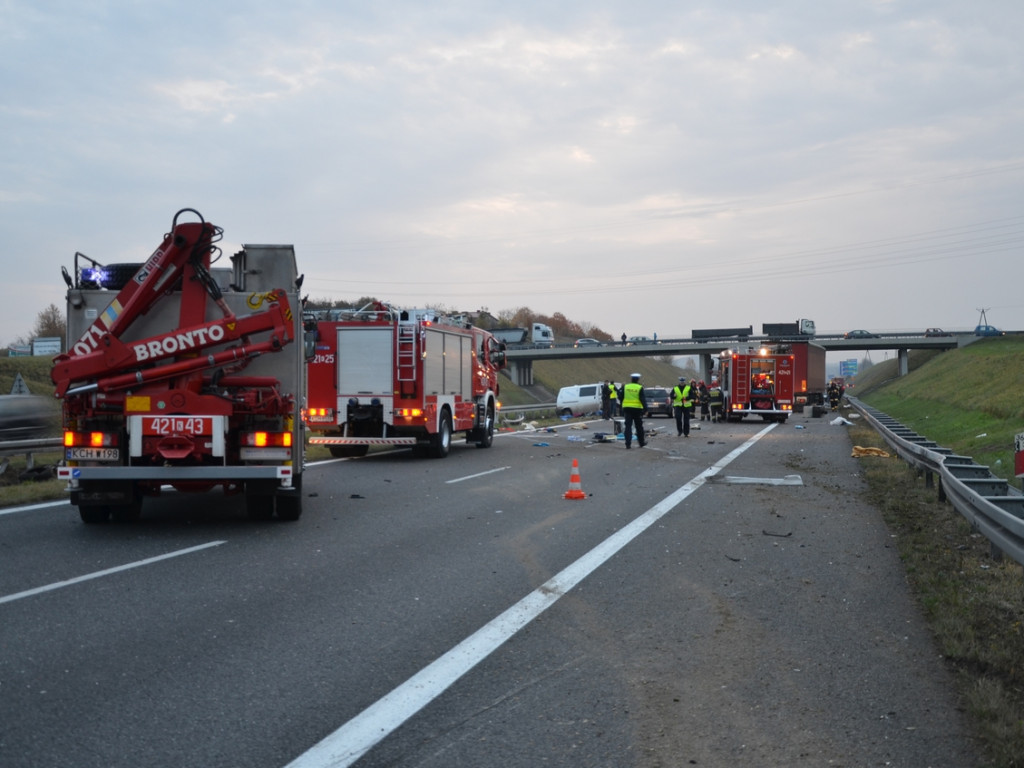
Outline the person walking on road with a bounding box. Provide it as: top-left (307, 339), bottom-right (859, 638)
top-left (672, 376), bottom-right (693, 437)
top-left (620, 373), bottom-right (647, 449)
top-left (601, 380), bottom-right (611, 418)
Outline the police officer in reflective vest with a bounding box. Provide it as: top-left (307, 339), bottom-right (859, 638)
top-left (672, 376), bottom-right (693, 437)
top-left (607, 381), bottom-right (619, 417)
top-left (620, 373), bottom-right (647, 449)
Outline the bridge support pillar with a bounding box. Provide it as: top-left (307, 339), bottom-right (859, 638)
top-left (898, 348), bottom-right (909, 377)
top-left (700, 353), bottom-right (716, 383)
top-left (506, 358), bottom-right (534, 386)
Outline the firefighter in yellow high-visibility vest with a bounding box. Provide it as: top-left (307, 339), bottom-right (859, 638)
top-left (620, 373), bottom-right (647, 449)
top-left (607, 381), bottom-right (619, 417)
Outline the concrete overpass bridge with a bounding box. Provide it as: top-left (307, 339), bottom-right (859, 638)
top-left (501, 333), bottom-right (972, 386)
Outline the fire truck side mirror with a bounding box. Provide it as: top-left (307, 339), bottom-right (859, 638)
top-left (303, 330), bottom-right (318, 361)
top-left (489, 340), bottom-right (506, 368)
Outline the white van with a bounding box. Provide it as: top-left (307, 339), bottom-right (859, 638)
top-left (556, 383), bottom-right (604, 416)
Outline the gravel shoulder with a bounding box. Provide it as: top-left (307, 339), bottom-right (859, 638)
top-left (592, 417), bottom-right (984, 767)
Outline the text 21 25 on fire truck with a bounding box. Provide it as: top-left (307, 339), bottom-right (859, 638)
top-left (304, 302), bottom-right (506, 458)
top-left (51, 209), bottom-right (307, 523)
top-left (715, 341), bottom-right (826, 422)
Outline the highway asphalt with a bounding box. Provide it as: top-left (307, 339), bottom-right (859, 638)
top-left (0, 412), bottom-right (982, 767)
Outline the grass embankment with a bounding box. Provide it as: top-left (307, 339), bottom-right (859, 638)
top-left (853, 337), bottom-right (1024, 767)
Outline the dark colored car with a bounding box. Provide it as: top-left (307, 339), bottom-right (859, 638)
top-left (644, 386), bottom-right (673, 418)
top-left (974, 325), bottom-right (1004, 337)
top-left (0, 395), bottom-right (58, 440)
top-left (924, 328), bottom-right (950, 337)
top-left (844, 329), bottom-right (878, 339)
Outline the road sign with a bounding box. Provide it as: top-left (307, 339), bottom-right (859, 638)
top-left (10, 372), bottom-right (30, 394)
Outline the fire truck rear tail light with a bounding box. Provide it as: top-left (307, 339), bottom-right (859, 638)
top-left (241, 431), bottom-right (293, 448)
top-left (304, 407), bottom-right (335, 423)
top-left (396, 408), bottom-right (423, 417)
top-left (64, 431), bottom-right (117, 447)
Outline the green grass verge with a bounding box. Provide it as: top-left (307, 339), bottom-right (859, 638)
top-left (848, 422), bottom-right (1024, 767)
top-left (851, 336), bottom-right (1024, 766)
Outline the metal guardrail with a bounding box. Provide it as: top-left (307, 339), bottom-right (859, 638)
top-left (0, 437), bottom-right (62, 474)
top-left (849, 397), bottom-right (1024, 567)
top-left (0, 437), bottom-right (63, 454)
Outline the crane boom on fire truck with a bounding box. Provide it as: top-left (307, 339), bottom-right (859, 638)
top-left (52, 208), bottom-right (307, 524)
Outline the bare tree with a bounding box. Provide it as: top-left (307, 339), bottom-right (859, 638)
top-left (33, 303), bottom-right (67, 342)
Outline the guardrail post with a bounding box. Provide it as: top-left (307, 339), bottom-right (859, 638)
top-left (990, 541), bottom-right (1004, 562)
top-left (937, 475), bottom-right (946, 503)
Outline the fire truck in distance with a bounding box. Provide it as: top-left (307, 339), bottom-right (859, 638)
top-left (51, 208), bottom-right (307, 523)
top-left (716, 341), bottom-right (827, 422)
top-left (304, 302), bottom-right (506, 458)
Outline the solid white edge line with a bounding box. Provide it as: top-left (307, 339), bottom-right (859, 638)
top-left (0, 499), bottom-right (71, 516)
top-left (0, 540), bottom-right (227, 605)
top-left (285, 423), bottom-right (777, 768)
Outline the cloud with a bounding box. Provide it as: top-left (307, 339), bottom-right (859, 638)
top-left (2, 0), bottom-right (1023, 350)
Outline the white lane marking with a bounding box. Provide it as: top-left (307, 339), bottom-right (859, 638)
top-left (0, 499), bottom-right (70, 516)
top-left (285, 423), bottom-right (777, 768)
top-left (445, 466), bottom-right (510, 484)
top-left (0, 541), bottom-right (227, 605)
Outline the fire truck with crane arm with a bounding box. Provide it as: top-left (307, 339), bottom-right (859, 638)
top-left (304, 302), bottom-right (506, 458)
top-left (716, 341), bottom-right (827, 422)
top-left (51, 208), bottom-right (307, 523)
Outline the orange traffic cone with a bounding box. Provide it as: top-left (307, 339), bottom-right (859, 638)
top-left (564, 458), bottom-right (586, 500)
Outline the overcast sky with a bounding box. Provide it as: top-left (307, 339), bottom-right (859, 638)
top-left (3, 0), bottom-right (1023, 349)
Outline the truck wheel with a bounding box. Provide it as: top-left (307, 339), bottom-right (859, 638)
top-left (475, 405), bottom-right (495, 448)
top-left (111, 498), bottom-right (143, 523)
top-left (276, 476), bottom-right (302, 521)
top-left (429, 411), bottom-right (452, 459)
top-left (246, 482), bottom-right (276, 521)
top-left (79, 505), bottom-right (111, 524)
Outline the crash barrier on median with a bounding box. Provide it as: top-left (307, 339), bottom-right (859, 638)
top-left (0, 437), bottom-right (63, 477)
top-left (848, 397), bottom-right (1024, 568)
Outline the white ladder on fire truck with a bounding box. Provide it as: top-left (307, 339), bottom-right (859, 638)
top-left (396, 321), bottom-right (417, 381)
top-left (733, 355), bottom-right (749, 398)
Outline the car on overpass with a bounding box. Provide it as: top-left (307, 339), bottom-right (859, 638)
top-left (974, 324), bottom-right (1005, 337)
top-left (574, 338), bottom-right (602, 347)
top-left (924, 328), bottom-right (951, 337)
top-left (844, 329), bottom-right (878, 339)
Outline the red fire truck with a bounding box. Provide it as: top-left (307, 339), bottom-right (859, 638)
top-left (304, 302), bottom-right (506, 458)
top-left (716, 341), bottom-right (826, 422)
top-left (51, 208), bottom-right (306, 523)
